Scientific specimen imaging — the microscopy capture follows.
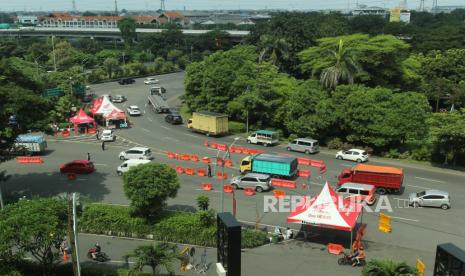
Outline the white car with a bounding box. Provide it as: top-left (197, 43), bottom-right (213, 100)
top-left (126, 105), bottom-right (141, 116)
top-left (112, 95), bottom-right (127, 103)
top-left (144, 77), bottom-right (159, 85)
top-left (100, 129), bottom-right (115, 142)
top-left (336, 149), bottom-right (369, 163)
top-left (119, 147), bottom-right (153, 160)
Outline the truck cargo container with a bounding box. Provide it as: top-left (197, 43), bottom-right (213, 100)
top-left (14, 135), bottom-right (47, 155)
top-left (240, 154), bottom-right (298, 178)
top-left (337, 164), bottom-right (404, 194)
top-left (187, 111), bottom-right (228, 136)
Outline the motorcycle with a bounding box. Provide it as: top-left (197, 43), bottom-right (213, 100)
top-left (337, 253), bottom-right (366, 267)
top-left (87, 248), bottom-right (110, 262)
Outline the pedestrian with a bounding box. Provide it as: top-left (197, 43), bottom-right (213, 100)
top-left (101, 141), bottom-right (105, 151)
top-left (96, 128), bottom-right (100, 140)
top-left (87, 152), bottom-right (91, 161)
top-left (207, 164), bottom-right (212, 178)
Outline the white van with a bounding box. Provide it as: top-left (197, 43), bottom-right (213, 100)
top-left (117, 159), bottom-right (151, 175)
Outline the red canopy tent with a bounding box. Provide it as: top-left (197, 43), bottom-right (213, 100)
top-left (90, 97), bottom-right (102, 114)
top-left (69, 108), bottom-right (96, 134)
top-left (287, 182), bottom-right (362, 248)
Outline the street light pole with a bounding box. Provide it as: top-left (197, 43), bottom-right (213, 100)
top-left (51, 35), bottom-right (57, 72)
top-left (220, 137), bottom-right (240, 212)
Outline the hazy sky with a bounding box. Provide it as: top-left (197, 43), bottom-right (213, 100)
top-left (1, 0), bottom-right (464, 11)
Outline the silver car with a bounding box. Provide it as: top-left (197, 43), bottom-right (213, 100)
top-left (287, 138), bottom-right (319, 154)
top-left (409, 190), bottom-right (450, 210)
top-left (230, 173), bottom-right (271, 193)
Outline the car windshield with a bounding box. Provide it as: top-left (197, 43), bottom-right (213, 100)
top-left (362, 151), bottom-right (367, 155)
top-left (417, 191), bottom-right (426, 197)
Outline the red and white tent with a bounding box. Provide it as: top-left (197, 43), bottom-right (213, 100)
top-left (69, 108), bottom-right (96, 134)
top-left (92, 96), bottom-right (123, 116)
top-left (287, 182), bottom-right (361, 231)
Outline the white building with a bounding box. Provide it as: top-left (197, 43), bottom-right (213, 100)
top-left (16, 15), bottom-right (39, 25)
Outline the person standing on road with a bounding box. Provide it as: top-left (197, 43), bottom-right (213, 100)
top-left (101, 141), bottom-right (105, 151)
top-left (207, 164), bottom-right (212, 178)
top-left (96, 128), bottom-right (100, 140)
top-left (87, 152), bottom-right (91, 161)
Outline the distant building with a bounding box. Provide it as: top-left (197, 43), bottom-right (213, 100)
top-left (157, 11), bottom-right (190, 27)
top-left (433, 5), bottom-right (465, 13)
top-left (15, 15), bottom-right (39, 25)
top-left (39, 13), bottom-right (120, 28)
top-left (352, 6), bottom-right (389, 17)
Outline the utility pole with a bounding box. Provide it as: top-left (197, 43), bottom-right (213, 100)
top-left (432, 0), bottom-right (438, 13)
top-left (72, 0), bottom-right (76, 13)
top-left (72, 193), bottom-right (81, 276)
top-left (160, 0), bottom-right (166, 11)
top-left (114, 0), bottom-right (118, 15)
top-left (67, 194), bottom-right (79, 276)
top-left (419, 0), bottom-right (425, 11)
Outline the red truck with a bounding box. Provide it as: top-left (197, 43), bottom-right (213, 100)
top-left (337, 164), bottom-right (404, 194)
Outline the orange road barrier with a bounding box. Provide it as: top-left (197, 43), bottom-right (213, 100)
top-left (16, 156), bottom-right (44, 164)
top-left (204, 140), bottom-right (209, 147)
top-left (216, 158), bottom-right (224, 166)
top-left (244, 187), bottom-right (256, 196)
top-left (210, 143), bottom-right (218, 149)
top-left (223, 184), bottom-right (234, 193)
top-left (297, 158), bottom-right (311, 166)
top-left (88, 128), bottom-right (96, 134)
top-left (201, 183), bottom-right (213, 191)
top-left (181, 154), bottom-right (190, 161)
top-left (301, 183), bottom-right (307, 189)
top-left (298, 169), bottom-right (311, 177)
top-left (248, 149), bottom-right (264, 155)
top-left (190, 155), bottom-right (199, 162)
top-left (197, 168), bottom-right (206, 177)
top-left (63, 250), bottom-right (69, 261)
top-left (271, 178), bottom-right (296, 189)
top-left (176, 166), bottom-right (184, 174)
top-left (67, 173), bottom-right (76, 181)
top-left (327, 243), bottom-right (344, 255)
top-left (167, 152), bottom-right (176, 159)
top-left (216, 172), bottom-right (227, 180)
top-left (217, 144), bottom-right (228, 151)
top-left (62, 130), bottom-right (70, 137)
top-left (185, 168), bottom-right (195, 175)
top-left (230, 146), bottom-right (242, 154)
top-left (378, 213), bottom-right (392, 233)
top-left (242, 148), bottom-right (250, 155)
top-left (224, 159), bottom-right (233, 167)
top-left (202, 157), bottom-right (211, 164)
top-left (273, 190), bottom-right (286, 199)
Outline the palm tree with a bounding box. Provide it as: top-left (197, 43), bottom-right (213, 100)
top-left (320, 39), bottom-right (361, 90)
top-left (363, 259), bottom-right (418, 276)
top-left (124, 243), bottom-right (178, 275)
top-left (258, 35), bottom-right (290, 68)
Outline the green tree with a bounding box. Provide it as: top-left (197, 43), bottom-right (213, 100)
top-left (362, 259), bottom-right (417, 276)
top-left (103, 57), bottom-right (119, 79)
top-left (118, 17), bottom-right (137, 45)
top-left (258, 35), bottom-right (290, 68)
top-left (123, 163), bottom-right (180, 218)
top-left (321, 39), bottom-right (360, 90)
top-left (428, 109), bottom-right (465, 165)
top-left (349, 15), bottom-right (387, 36)
top-left (0, 198), bottom-right (67, 272)
top-left (196, 195), bottom-right (210, 211)
top-left (125, 243), bottom-right (177, 275)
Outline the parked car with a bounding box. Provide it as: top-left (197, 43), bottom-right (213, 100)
top-left (247, 130), bottom-right (279, 147)
top-left (286, 138), bottom-right (319, 154)
top-left (126, 105), bottom-right (141, 116)
top-left (81, 93), bottom-right (95, 103)
top-left (336, 149), bottom-right (369, 163)
top-left (111, 95), bottom-right (126, 103)
top-left (335, 183), bottom-right (376, 205)
top-left (60, 160), bottom-right (95, 174)
top-left (117, 159), bottom-right (151, 175)
top-left (118, 147), bottom-right (153, 160)
top-left (165, 113), bottom-right (183, 124)
top-left (230, 173), bottom-right (272, 193)
top-left (144, 77), bottom-right (159, 85)
top-left (409, 190), bottom-right (450, 210)
top-left (100, 129), bottom-right (115, 142)
top-left (118, 78), bottom-right (135, 85)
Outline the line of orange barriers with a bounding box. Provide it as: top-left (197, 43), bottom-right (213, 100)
top-left (204, 140), bottom-right (265, 156)
top-left (167, 152), bottom-right (234, 168)
top-left (16, 156), bottom-right (44, 164)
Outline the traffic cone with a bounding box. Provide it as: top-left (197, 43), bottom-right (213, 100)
top-left (63, 250), bottom-right (68, 261)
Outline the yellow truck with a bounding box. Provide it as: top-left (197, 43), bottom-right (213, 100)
top-left (187, 111), bottom-right (228, 136)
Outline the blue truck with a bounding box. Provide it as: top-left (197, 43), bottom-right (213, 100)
top-left (14, 135), bottom-right (47, 155)
top-left (240, 153), bottom-right (298, 178)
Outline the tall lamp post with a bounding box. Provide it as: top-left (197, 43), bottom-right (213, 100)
top-left (218, 137), bottom-right (240, 212)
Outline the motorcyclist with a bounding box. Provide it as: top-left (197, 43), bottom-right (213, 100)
top-left (89, 243), bottom-right (101, 260)
top-left (352, 246), bottom-right (366, 266)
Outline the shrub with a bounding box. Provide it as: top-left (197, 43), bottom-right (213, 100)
top-left (384, 148), bottom-right (400, 159)
top-left (288, 134), bottom-right (298, 141)
top-left (228, 121), bottom-right (246, 134)
top-left (410, 146), bottom-right (432, 161)
top-left (79, 204), bottom-right (151, 236)
top-left (241, 229), bottom-right (269, 248)
top-left (327, 137), bottom-right (343, 149)
top-left (196, 195), bottom-right (209, 211)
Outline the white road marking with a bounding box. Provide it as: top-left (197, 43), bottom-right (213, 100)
top-left (195, 188), bottom-right (221, 193)
top-left (93, 163), bottom-right (108, 166)
top-left (165, 136), bottom-right (179, 142)
top-left (143, 110), bottom-right (146, 114)
top-left (147, 117), bottom-right (153, 122)
top-left (141, 128), bottom-right (150, 133)
top-left (415, 177), bottom-right (445, 183)
top-left (160, 125), bottom-right (170, 130)
top-left (390, 216), bottom-right (420, 222)
top-left (144, 103), bottom-right (147, 107)
top-left (184, 133), bottom-right (198, 138)
top-left (407, 184), bottom-right (432, 190)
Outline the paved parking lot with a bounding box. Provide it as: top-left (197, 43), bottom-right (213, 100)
top-left (3, 72), bottom-right (465, 274)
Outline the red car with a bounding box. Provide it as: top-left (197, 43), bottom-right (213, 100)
top-left (60, 160), bottom-right (95, 174)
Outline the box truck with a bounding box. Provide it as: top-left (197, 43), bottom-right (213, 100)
top-left (187, 111), bottom-right (228, 136)
top-left (240, 154), bottom-right (298, 178)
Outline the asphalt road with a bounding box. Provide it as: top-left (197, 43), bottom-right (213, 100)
top-left (2, 72), bottom-right (465, 274)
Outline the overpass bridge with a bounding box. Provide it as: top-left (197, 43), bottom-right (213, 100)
top-left (0, 27), bottom-right (250, 40)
